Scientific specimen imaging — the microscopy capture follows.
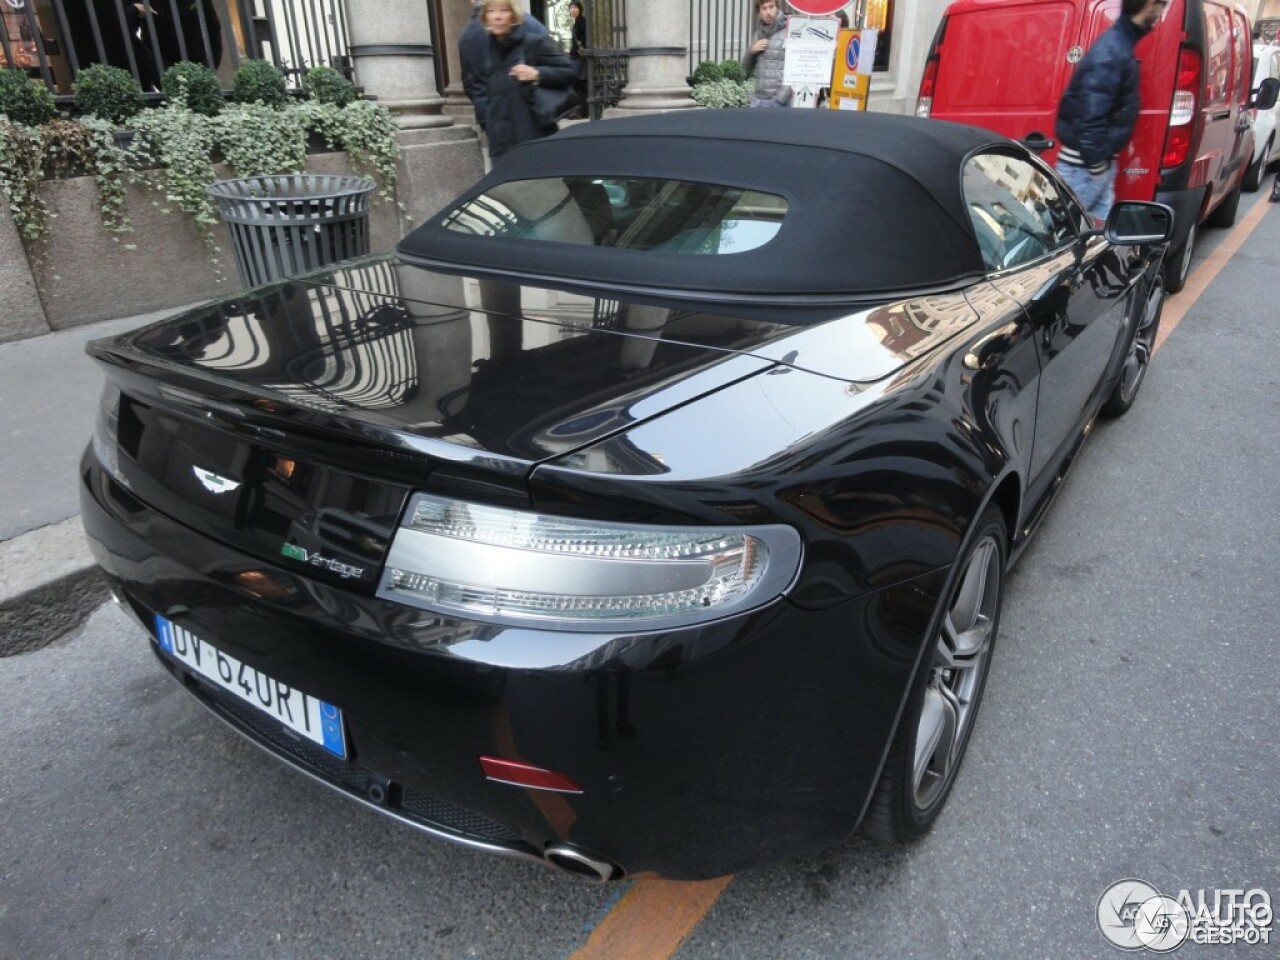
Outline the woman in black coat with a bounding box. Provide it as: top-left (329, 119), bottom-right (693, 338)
top-left (477, 0), bottom-right (577, 162)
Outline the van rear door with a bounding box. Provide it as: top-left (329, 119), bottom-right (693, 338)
top-left (926, 0), bottom-right (1086, 149)
top-left (924, 0), bottom-right (1172, 204)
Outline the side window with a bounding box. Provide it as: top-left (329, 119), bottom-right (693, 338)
top-left (1232, 12), bottom-right (1251, 102)
top-left (962, 153), bottom-right (1081, 272)
top-left (1204, 5), bottom-right (1231, 107)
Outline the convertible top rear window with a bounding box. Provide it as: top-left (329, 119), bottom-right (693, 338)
top-left (399, 111), bottom-right (1004, 298)
top-left (440, 177), bottom-right (788, 255)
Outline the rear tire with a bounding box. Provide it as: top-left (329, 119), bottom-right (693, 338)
top-left (1163, 222), bottom-right (1195, 294)
top-left (862, 506), bottom-right (1005, 843)
top-left (1102, 276), bottom-right (1163, 418)
top-left (1207, 182), bottom-right (1241, 228)
top-left (1244, 137), bottom-right (1272, 192)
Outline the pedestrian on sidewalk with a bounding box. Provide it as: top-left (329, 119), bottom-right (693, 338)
top-left (1054, 0), bottom-right (1167, 221)
top-left (459, 0), bottom-right (548, 136)
top-left (474, 0), bottom-right (576, 162)
top-left (568, 1), bottom-right (589, 117)
top-left (742, 0), bottom-right (792, 108)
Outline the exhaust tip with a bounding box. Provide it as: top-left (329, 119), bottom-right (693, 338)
top-left (543, 843), bottom-right (620, 883)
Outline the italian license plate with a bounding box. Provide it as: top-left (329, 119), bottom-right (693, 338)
top-left (154, 615), bottom-right (347, 758)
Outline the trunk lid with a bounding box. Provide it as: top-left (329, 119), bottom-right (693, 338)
top-left (89, 258), bottom-right (969, 591)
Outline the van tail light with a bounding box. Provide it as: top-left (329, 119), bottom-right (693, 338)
top-left (1162, 46), bottom-right (1202, 168)
top-left (916, 18), bottom-right (947, 119)
top-left (917, 58), bottom-right (938, 117)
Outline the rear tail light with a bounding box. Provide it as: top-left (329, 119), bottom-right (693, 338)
top-left (377, 493), bottom-right (802, 631)
top-left (916, 18), bottom-right (946, 119)
top-left (92, 382), bottom-right (126, 486)
top-left (916, 58), bottom-right (938, 117)
top-left (1162, 47), bottom-right (1202, 168)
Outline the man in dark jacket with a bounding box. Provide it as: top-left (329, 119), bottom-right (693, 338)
top-left (1055, 0), bottom-right (1166, 220)
top-left (459, 0), bottom-right (548, 132)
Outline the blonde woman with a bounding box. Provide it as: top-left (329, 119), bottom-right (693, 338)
top-left (476, 0), bottom-right (577, 160)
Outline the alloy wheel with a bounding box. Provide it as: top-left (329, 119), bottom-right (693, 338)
top-left (912, 533), bottom-right (1001, 811)
top-left (1166, 224), bottom-right (1196, 294)
top-left (1115, 279), bottom-right (1163, 407)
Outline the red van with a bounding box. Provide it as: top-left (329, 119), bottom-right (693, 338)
top-left (916, 0), bottom-right (1257, 292)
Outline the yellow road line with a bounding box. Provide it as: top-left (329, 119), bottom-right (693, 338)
top-left (565, 196), bottom-right (1274, 960)
top-left (569, 876), bottom-right (734, 960)
top-left (1155, 197), bottom-right (1272, 353)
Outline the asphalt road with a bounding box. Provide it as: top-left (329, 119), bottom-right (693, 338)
top-left (2, 190), bottom-right (1277, 960)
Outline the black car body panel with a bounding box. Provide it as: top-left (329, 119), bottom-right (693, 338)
top-left (81, 110), bottom-right (1168, 879)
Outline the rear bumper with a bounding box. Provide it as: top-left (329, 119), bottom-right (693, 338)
top-left (1154, 183), bottom-right (1208, 253)
top-left (81, 448), bottom-right (946, 880)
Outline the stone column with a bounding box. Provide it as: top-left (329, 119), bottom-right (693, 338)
top-left (340, 1), bottom-right (486, 235)
top-left (344, 0), bottom-right (453, 129)
top-left (441, 0), bottom-right (479, 120)
top-left (610, 0), bottom-right (696, 113)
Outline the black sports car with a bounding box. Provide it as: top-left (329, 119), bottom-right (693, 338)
top-left (81, 110), bottom-right (1172, 882)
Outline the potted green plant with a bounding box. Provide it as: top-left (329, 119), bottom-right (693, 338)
top-left (690, 60), bottom-right (754, 109)
top-left (233, 60), bottom-right (289, 108)
top-left (161, 61), bottom-right (225, 117)
top-left (301, 66), bottom-right (358, 107)
top-left (73, 64), bottom-right (145, 128)
top-left (214, 102), bottom-right (307, 176)
top-left (0, 70), bottom-right (57, 127)
top-left (294, 99), bottom-right (401, 205)
top-left (0, 115), bottom-right (133, 246)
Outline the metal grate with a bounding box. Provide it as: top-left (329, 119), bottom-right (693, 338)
top-left (582, 0), bottom-right (627, 120)
top-left (687, 0), bottom-right (754, 73)
top-left (401, 789), bottom-right (521, 842)
top-left (207, 174), bottom-right (376, 288)
top-left (0, 0), bottom-right (351, 100)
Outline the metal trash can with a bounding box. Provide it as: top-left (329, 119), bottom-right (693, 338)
top-left (208, 174), bottom-right (377, 287)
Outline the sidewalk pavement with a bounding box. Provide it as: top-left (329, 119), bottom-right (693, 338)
top-left (0, 306), bottom-right (190, 655)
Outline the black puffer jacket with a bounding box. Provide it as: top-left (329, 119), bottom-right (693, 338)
top-left (1055, 16), bottom-right (1148, 170)
top-left (460, 5), bottom-right (548, 127)
top-left (480, 25), bottom-right (576, 161)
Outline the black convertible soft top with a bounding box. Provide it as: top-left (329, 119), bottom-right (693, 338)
top-left (398, 110), bottom-right (1012, 300)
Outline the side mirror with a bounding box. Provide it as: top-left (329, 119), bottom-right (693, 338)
top-left (1104, 201), bottom-right (1174, 245)
top-left (1252, 76), bottom-right (1280, 111)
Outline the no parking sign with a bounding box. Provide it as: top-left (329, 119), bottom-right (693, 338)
top-left (786, 0), bottom-right (851, 13)
top-left (829, 28), bottom-right (878, 111)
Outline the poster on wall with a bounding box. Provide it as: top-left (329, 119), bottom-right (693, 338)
top-left (828, 28), bottom-right (878, 111)
top-left (782, 16), bottom-right (841, 108)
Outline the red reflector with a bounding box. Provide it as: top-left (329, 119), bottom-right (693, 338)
top-left (1162, 123), bottom-right (1193, 168)
top-left (918, 58), bottom-right (939, 100)
top-left (479, 756), bottom-right (583, 793)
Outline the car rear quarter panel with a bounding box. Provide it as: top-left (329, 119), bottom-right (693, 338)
top-left (529, 281), bottom-right (1040, 610)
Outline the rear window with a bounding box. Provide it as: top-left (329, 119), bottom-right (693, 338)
top-left (439, 177), bottom-right (788, 255)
